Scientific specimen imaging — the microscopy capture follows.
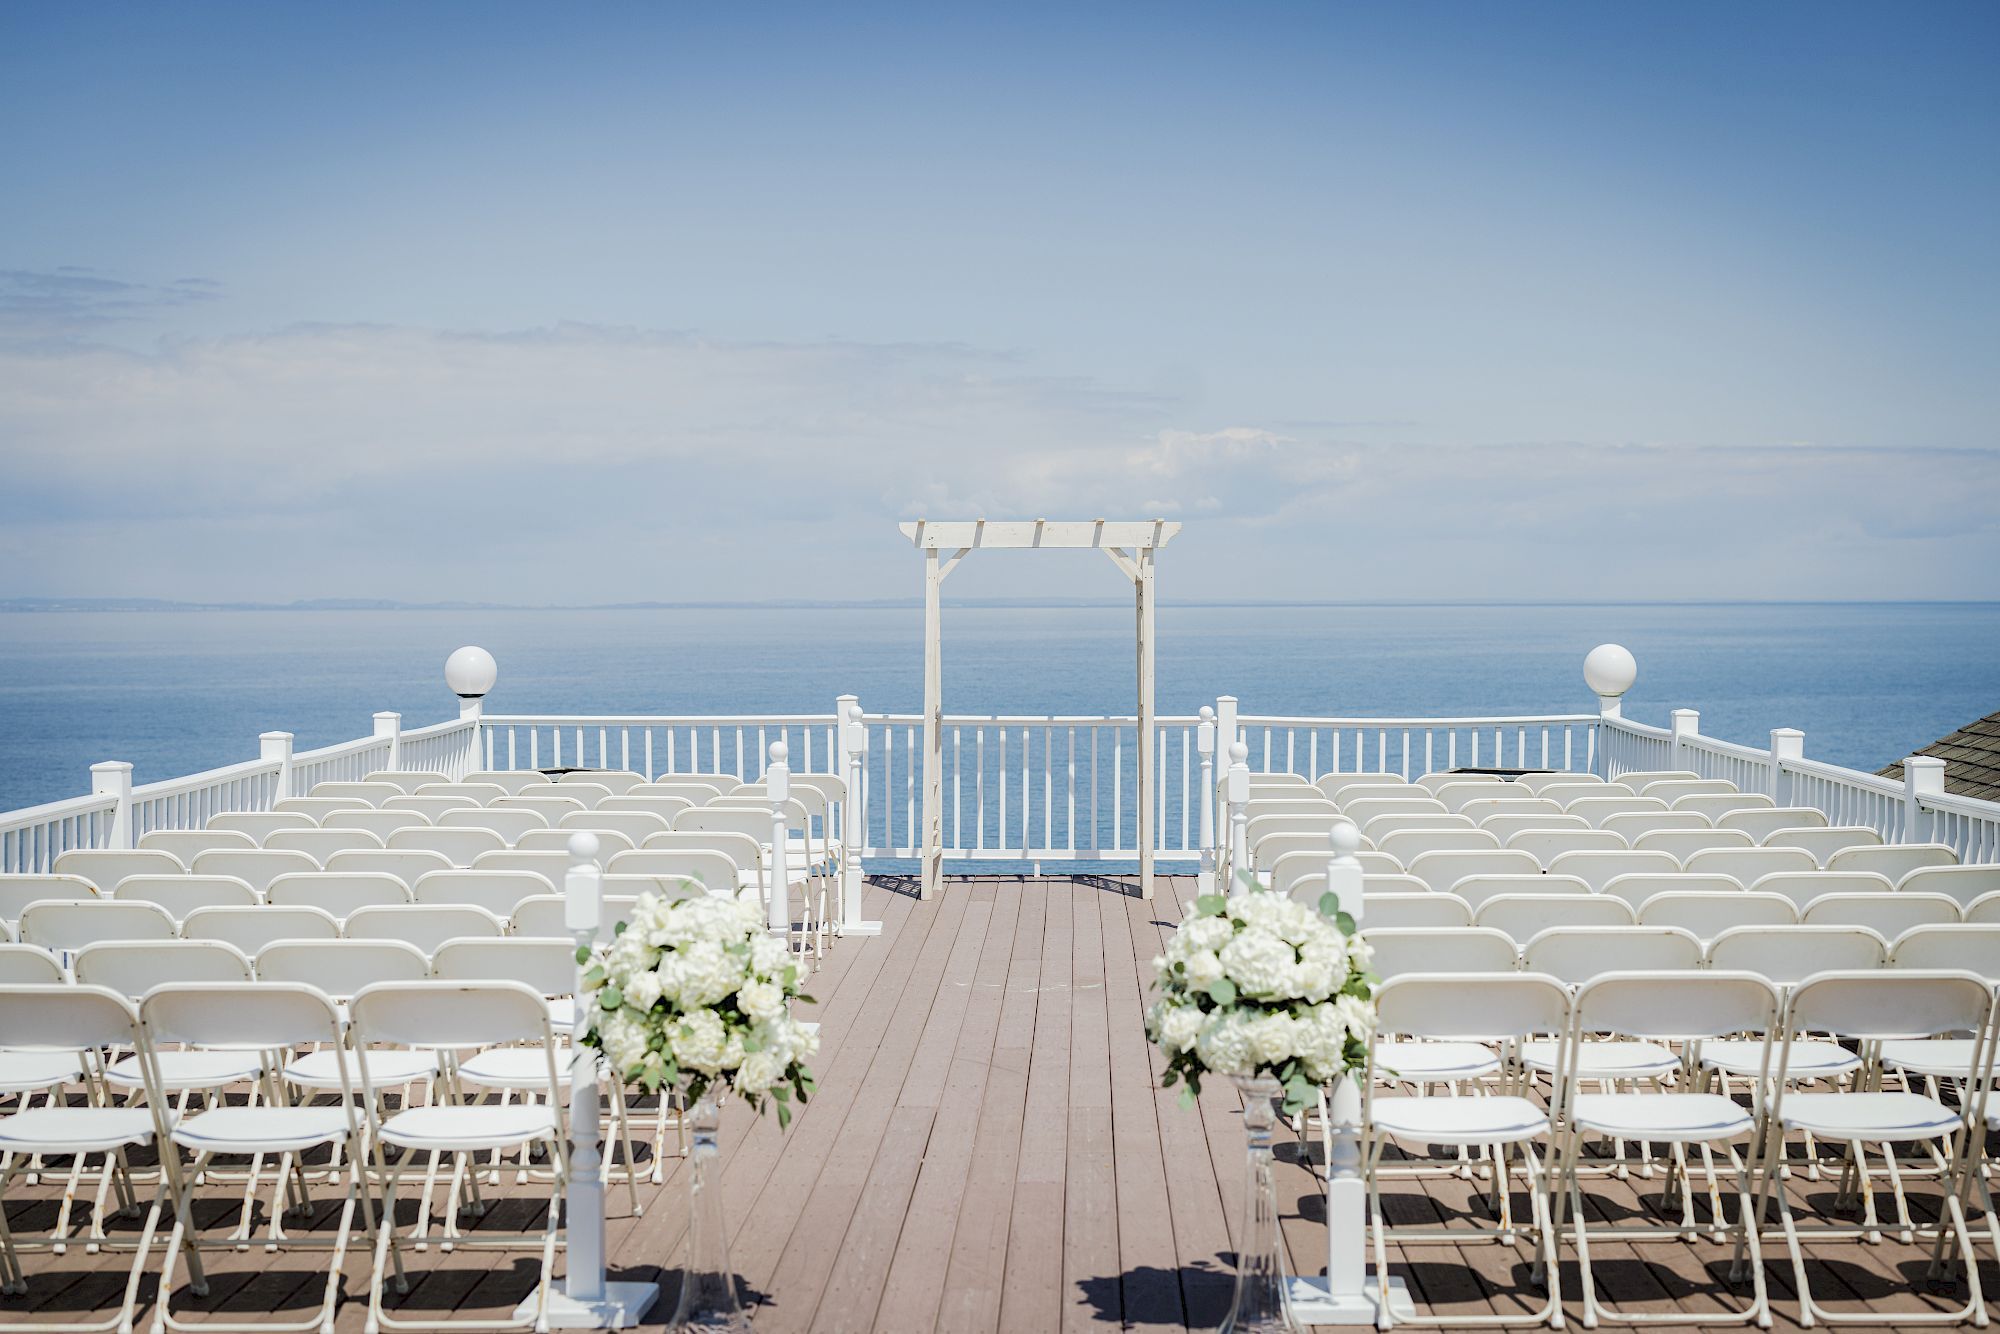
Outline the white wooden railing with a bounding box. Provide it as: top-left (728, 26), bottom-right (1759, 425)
top-left (0, 792), bottom-right (121, 874)
top-left (1238, 713), bottom-right (1602, 780)
top-left (129, 758), bottom-right (282, 840)
top-left (479, 715), bottom-right (842, 782)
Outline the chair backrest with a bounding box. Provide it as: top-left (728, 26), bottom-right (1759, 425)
top-left (112, 874), bottom-right (259, 918)
top-left (1417, 772), bottom-right (1507, 793)
top-left (257, 938), bottom-right (431, 997)
top-left (1515, 771), bottom-right (1602, 794)
top-left (1541, 782), bottom-right (1635, 806)
top-left (1246, 817), bottom-right (1342, 864)
top-left (1245, 773), bottom-right (1313, 794)
top-left (0, 942), bottom-right (65, 983)
top-left (674, 806), bottom-right (777, 843)
top-left (629, 780), bottom-right (728, 803)
top-left (559, 769), bottom-right (647, 795)
top-left (430, 936), bottom-right (579, 994)
top-left (142, 984), bottom-right (349, 1100)
top-left (441, 807), bottom-right (550, 841)
top-left (1521, 926), bottom-right (1703, 982)
top-left (1363, 927), bottom-right (1518, 977)
top-left (1745, 870), bottom-right (1895, 908)
top-left (1967, 892), bottom-right (2000, 924)
top-left (465, 770), bottom-right (550, 795)
top-left (1825, 843), bottom-right (1957, 881)
top-left (1451, 873), bottom-right (1590, 912)
top-left (1631, 828), bottom-right (1753, 861)
top-left (265, 871), bottom-right (413, 918)
top-left (1683, 846), bottom-right (1818, 884)
top-left (559, 809), bottom-right (673, 842)
top-left (272, 796), bottom-right (370, 819)
top-left (1564, 796), bottom-right (1670, 826)
top-left (382, 795), bottom-right (479, 822)
top-left (1479, 813), bottom-right (1589, 841)
top-left (1763, 825), bottom-right (1883, 866)
top-left (1672, 792), bottom-right (1776, 821)
top-left (1360, 872), bottom-right (1429, 896)
top-left (1433, 781), bottom-right (1516, 813)
top-left (1317, 772), bottom-right (1408, 799)
top-left (604, 849), bottom-right (741, 893)
top-left (349, 982), bottom-right (557, 1100)
top-left (1544, 848), bottom-right (1682, 891)
top-left (411, 869), bottom-right (555, 915)
top-left (1600, 811), bottom-right (1712, 839)
top-left (1636, 891), bottom-right (1797, 940)
top-left (1506, 827), bottom-right (1628, 867)
top-left (1285, 858), bottom-right (1406, 903)
top-left (1242, 797), bottom-right (1341, 822)
top-left (1786, 970), bottom-right (1992, 1042)
top-left (495, 794), bottom-right (591, 822)
top-left (510, 894), bottom-right (639, 942)
top-left (475, 848), bottom-right (590, 883)
top-left (75, 938), bottom-right (253, 997)
top-left (182, 904), bottom-right (339, 954)
top-left (1404, 848), bottom-right (1540, 893)
top-left (1377, 828), bottom-right (1501, 865)
top-left (364, 771), bottom-right (453, 794)
top-left (1575, 971), bottom-right (1778, 1043)
top-left (1705, 925), bottom-right (1888, 982)
top-left (1893, 865), bottom-right (2000, 908)
top-left (324, 848), bottom-right (455, 884)
top-left (306, 780), bottom-right (404, 805)
top-left (53, 848), bottom-right (184, 890)
top-left (1461, 797), bottom-right (1563, 824)
top-left (0, 983), bottom-right (144, 1058)
top-left (264, 826), bottom-right (385, 860)
top-left (20, 899), bottom-right (177, 951)
top-left (1717, 807), bottom-right (1828, 840)
top-left (533, 780), bottom-right (611, 810)
top-left (1599, 873), bottom-right (1748, 910)
top-left (591, 798), bottom-right (690, 828)
top-left (1341, 798), bottom-right (1449, 826)
top-left (1639, 778), bottom-right (1737, 802)
top-left (1475, 893), bottom-right (1635, 941)
top-left (322, 808), bottom-right (432, 839)
top-left (191, 847), bottom-right (320, 893)
top-left (387, 826), bottom-right (508, 866)
top-left (1373, 972), bottom-right (1569, 1042)
top-left (415, 782), bottom-right (510, 803)
top-left (1360, 893), bottom-right (1474, 930)
top-left (1612, 770), bottom-right (1699, 789)
top-left (1887, 924), bottom-right (2000, 977)
top-left (0, 873), bottom-right (99, 920)
top-left (138, 828), bottom-right (256, 862)
top-left (1800, 892), bottom-right (1960, 936)
top-left (210, 811), bottom-right (319, 840)
top-left (345, 904), bottom-right (504, 953)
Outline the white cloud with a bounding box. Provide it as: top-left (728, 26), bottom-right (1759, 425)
top-left (0, 319), bottom-right (1993, 603)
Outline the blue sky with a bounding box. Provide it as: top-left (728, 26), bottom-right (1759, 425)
top-left (2, 2), bottom-right (1996, 602)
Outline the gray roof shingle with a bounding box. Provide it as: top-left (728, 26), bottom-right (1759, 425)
top-left (1880, 709), bottom-right (2000, 802)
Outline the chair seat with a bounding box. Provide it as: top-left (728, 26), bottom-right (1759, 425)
top-left (1703, 1039), bottom-right (1856, 1081)
top-left (1524, 1039), bottom-right (1678, 1079)
top-left (173, 1105), bottom-right (357, 1154)
top-left (378, 1102), bottom-right (560, 1152)
top-left (1571, 1093), bottom-right (1755, 1142)
top-left (283, 1048), bottom-right (438, 1091)
top-left (0, 1106), bottom-right (163, 1154)
top-left (0, 1050), bottom-right (85, 1094)
top-left (108, 1050), bottom-right (263, 1090)
top-left (1371, 1095), bottom-right (1548, 1146)
top-left (1879, 1038), bottom-right (1980, 1080)
top-left (1779, 1091), bottom-right (1963, 1141)
top-left (456, 1047), bottom-right (571, 1089)
top-left (1374, 1040), bottom-right (1501, 1081)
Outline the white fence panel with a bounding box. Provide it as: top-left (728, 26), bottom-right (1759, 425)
top-left (0, 794), bottom-right (120, 874)
top-left (1238, 716), bottom-right (1601, 780)
top-left (130, 760), bottom-right (282, 839)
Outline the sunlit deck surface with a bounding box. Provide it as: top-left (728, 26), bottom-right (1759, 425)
top-left (10, 876), bottom-right (1993, 1332)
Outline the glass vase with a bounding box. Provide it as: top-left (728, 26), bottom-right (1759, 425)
top-left (1219, 1075), bottom-right (1300, 1334)
top-left (668, 1089), bottom-right (753, 1331)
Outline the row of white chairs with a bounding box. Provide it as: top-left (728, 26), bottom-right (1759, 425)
top-left (1364, 884), bottom-right (2000, 941)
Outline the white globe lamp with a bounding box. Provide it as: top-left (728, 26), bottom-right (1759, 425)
top-left (445, 646), bottom-right (498, 721)
top-left (1583, 644), bottom-right (1637, 718)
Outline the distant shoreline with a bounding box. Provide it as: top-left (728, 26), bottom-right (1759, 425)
top-left (4, 597), bottom-right (1997, 614)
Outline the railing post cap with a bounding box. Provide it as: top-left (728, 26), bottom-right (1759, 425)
top-left (1771, 727), bottom-right (1804, 739)
top-left (1228, 739), bottom-right (1248, 765)
top-left (769, 739), bottom-right (788, 764)
top-left (1199, 705), bottom-right (1214, 720)
top-left (846, 702), bottom-right (863, 723)
top-left (567, 830), bottom-right (601, 863)
top-left (90, 760), bottom-right (134, 774)
top-left (1329, 820), bottom-right (1362, 858)
top-left (259, 730), bottom-right (294, 742)
top-left (373, 710), bottom-right (401, 721)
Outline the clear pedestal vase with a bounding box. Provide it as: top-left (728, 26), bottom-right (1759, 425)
top-left (1219, 1076), bottom-right (1301, 1334)
top-left (668, 1090), bottom-right (753, 1332)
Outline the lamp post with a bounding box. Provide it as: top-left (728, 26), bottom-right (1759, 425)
top-left (446, 646), bottom-right (498, 775)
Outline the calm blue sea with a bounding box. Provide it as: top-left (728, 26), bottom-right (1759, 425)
top-left (0, 603), bottom-right (1995, 813)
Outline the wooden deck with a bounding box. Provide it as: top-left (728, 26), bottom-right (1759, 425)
top-left (5, 875), bottom-right (1994, 1332)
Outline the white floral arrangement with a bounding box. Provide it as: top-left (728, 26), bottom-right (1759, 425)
top-left (581, 889), bottom-right (819, 1124)
top-left (1146, 884), bottom-right (1376, 1116)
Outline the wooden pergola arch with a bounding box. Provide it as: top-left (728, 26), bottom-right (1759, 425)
top-left (900, 518), bottom-right (1183, 901)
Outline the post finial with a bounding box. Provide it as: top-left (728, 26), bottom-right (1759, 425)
top-left (769, 739), bottom-right (788, 764)
top-left (1229, 739), bottom-right (1248, 765)
top-left (1199, 705), bottom-right (1214, 721)
top-left (1329, 820), bottom-right (1362, 858)
top-left (846, 702), bottom-right (863, 723)
top-left (567, 830), bottom-right (601, 863)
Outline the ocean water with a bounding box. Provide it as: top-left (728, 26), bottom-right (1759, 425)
top-left (0, 602), bottom-right (1995, 814)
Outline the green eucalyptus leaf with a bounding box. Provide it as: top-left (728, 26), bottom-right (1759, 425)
top-left (599, 987), bottom-right (623, 1010)
top-left (1334, 911), bottom-right (1356, 935)
top-left (1195, 893), bottom-right (1227, 917)
top-left (1318, 892), bottom-right (1340, 917)
top-left (1207, 977), bottom-right (1237, 1006)
top-left (575, 944), bottom-right (592, 966)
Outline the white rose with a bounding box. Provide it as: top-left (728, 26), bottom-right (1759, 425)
top-left (1157, 1004), bottom-right (1205, 1054)
top-left (1334, 993), bottom-right (1376, 1044)
top-left (735, 1048), bottom-right (786, 1096)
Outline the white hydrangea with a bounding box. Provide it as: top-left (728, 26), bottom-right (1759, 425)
top-left (663, 940), bottom-right (740, 1008)
top-left (600, 1008), bottom-right (651, 1075)
top-left (1194, 1010), bottom-right (1256, 1076)
top-left (736, 979), bottom-right (784, 1023)
top-left (669, 1007), bottom-right (731, 1074)
top-left (1181, 949), bottom-right (1225, 989)
top-left (750, 933), bottom-right (792, 977)
top-left (1244, 1011), bottom-right (1296, 1066)
top-left (1218, 929), bottom-right (1296, 999)
top-left (625, 969), bottom-right (665, 1011)
top-left (735, 1047), bottom-right (787, 1096)
top-left (1149, 1002), bottom-right (1205, 1053)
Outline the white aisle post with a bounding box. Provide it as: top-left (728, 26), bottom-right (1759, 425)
top-left (1226, 740), bottom-right (1249, 888)
top-left (1196, 707), bottom-right (1216, 896)
top-left (767, 742), bottom-right (792, 938)
top-left (519, 831), bottom-right (658, 1328)
top-left (839, 703), bottom-right (881, 936)
top-left (1289, 820), bottom-right (1413, 1326)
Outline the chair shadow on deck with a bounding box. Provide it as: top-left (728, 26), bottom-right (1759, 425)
top-left (1074, 1256), bottom-right (1233, 1328)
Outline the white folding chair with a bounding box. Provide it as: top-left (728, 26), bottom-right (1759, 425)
top-left (322, 810), bottom-right (432, 841)
top-left (307, 782), bottom-right (403, 806)
top-left (112, 875), bottom-right (259, 921)
top-left (345, 905), bottom-right (504, 955)
top-left (1612, 771), bottom-right (1700, 791)
top-left (509, 895), bottom-right (639, 943)
top-left (181, 904), bottom-right (339, 955)
top-left (557, 770), bottom-right (645, 796)
top-left (1899, 865), bottom-right (2000, 910)
top-left (349, 981), bottom-right (568, 1334)
top-left (0, 985), bottom-right (172, 1331)
top-left (1451, 873), bottom-right (1591, 915)
top-left (365, 772), bottom-right (453, 795)
top-left (1825, 843), bottom-right (1956, 881)
top-left (1702, 926), bottom-right (1887, 1112)
top-left (1716, 808), bottom-right (1827, 841)
top-left (472, 850), bottom-right (578, 886)
top-left (1744, 870), bottom-right (1893, 909)
top-left (265, 871), bottom-right (412, 920)
top-left (1479, 813), bottom-right (1589, 842)
top-left (1475, 893), bottom-right (1634, 942)
top-left (52, 850), bottom-right (184, 893)
top-left (137, 829), bottom-right (255, 863)
top-left (1800, 892), bottom-right (1960, 937)
top-left (1364, 927), bottom-right (1518, 980)
top-left (1553, 972), bottom-right (1781, 1327)
top-left (1359, 894), bottom-right (1474, 930)
top-left (264, 826), bottom-right (386, 861)
top-left (462, 771), bottom-right (548, 796)
top-left (141, 982), bottom-right (371, 1334)
top-left (0, 874), bottom-right (98, 925)
top-left (189, 848), bottom-right (320, 895)
top-left (272, 797), bottom-right (370, 821)
top-left (387, 826), bottom-right (508, 867)
top-left (1630, 828), bottom-right (1754, 861)
top-left (1564, 795), bottom-right (1669, 826)
top-left (1756, 972), bottom-right (1994, 1325)
top-left (1377, 828), bottom-right (1501, 865)
top-left (382, 796), bottom-right (479, 824)
top-left (1600, 811), bottom-right (1712, 840)
top-left (1597, 873), bottom-right (1746, 912)
top-left (324, 848), bottom-right (454, 886)
top-left (1636, 891), bottom-right (1797, 940)
top-left (496, 794), bottom-right (589, 824)
top-left (1318, 772), bottom-right (1408, 799)
top-left (1461, 797), bottom-right (1564, 824)
top-left (441, 808), bottom-right (549, 842)
top-left (1363, 973), bottom-right (1572, 1329)
top-left (1672, 793), bottom-right (1775, 822)
top-left (514, 827), bottom-right (635, 856)
top-left (1763, 825), bottom-right (1883, 867)
top-left (1638, 779), bottom-right (1737, 803)
top-left (524, 781), bottom-right (608, 811)
top-left (1519, 927), bottom-right (1702, 1086)
top-left (1545, 848), bottom-right (1681, 892)
top-left (210, 812), bottom-right (319, 841)
top-left (1515, 772), bottom-right (1602, 794)
top-left (1506, 827), bottom-right (1626, 867)
top-left (414, 783), bottom-right (509, 805)
top-left (1403, 849), bottom-right (1539, 894)
top-left (20, 900), bottom-right (176, 954)
top-left (1683, 846), bottom-right (1817, 886)
top-left (410, 870), bottom-right (554, 918)
top-left (557, 809), bottom-right (672, 843)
